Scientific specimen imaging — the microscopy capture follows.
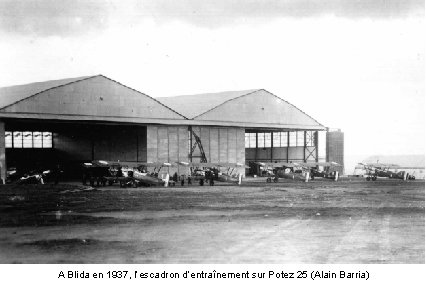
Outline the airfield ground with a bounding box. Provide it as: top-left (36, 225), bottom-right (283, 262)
top-left (0, 179), bottom-right (424, 263)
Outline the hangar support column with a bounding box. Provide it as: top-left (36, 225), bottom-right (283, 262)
top-left (0, 120), bottom-right (6, 184)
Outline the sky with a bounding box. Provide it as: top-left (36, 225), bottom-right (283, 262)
top-left (0, 0), bottom-right (424, 162)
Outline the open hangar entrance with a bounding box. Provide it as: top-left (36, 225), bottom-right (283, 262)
top-left (244, 129), bottom-right (326, 176)
top-left (2, 119), bottom-right (147, 179)
top-left (157, 88), bottom-right (337, 176)
top-left (0, 75), bottom-right (187, 182)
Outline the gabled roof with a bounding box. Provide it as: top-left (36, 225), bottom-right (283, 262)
top-left (158, 89), bottom-right (324, 129)
top-left (157, 89), bottom-right (259, 119)
top-left (0, 75), bottom-right (93, 109)
top-left (0, 75), bottom-right (186, 123)
top-left (0, 76), bottom-right (324, 129)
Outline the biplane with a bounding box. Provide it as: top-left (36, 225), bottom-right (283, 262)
top-left (358, 163), bottom-right (415, 181)
top-left (255, 161), bottom-right (340, 183)
top-left (82, 160), bottom-right (172, 187)
top-left (176, 161), bottom-right (246, 185)
top-left (131, 162), bottom-right (174, 187)
top-left (300, 162), bottom-right (340, 181)
top-left (82, 160), bottom-right (115, 186)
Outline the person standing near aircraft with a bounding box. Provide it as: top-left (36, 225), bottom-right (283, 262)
top-left (209, 170), bottom-right (214, 186)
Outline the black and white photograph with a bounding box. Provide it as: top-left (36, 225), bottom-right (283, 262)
top-left (0, 0), bottom-right (424, 268)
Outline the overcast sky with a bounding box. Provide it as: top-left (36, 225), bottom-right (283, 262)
top-left (0, 0), bottom-right (424, 159)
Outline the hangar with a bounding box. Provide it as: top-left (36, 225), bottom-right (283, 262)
top-left (0, 75), bottom-right (343, 183)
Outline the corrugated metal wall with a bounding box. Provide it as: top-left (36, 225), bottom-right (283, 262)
top-left (146, 125), bottom-right (245, 175)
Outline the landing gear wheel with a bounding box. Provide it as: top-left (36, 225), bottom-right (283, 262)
top-left (366, 176), bottom-right (371, 181)
top-left (266, 177), bottom-right (272, 183)
top-left (273, 177), bottom-right (278, 183)
top-left (372, 176), bottom-right (377, 181)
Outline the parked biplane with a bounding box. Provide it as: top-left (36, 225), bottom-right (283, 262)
top-left (300, 162), bottom-right (340, 181)
top-left (82, 160), bottom-right (114, 186)
top-left (131, 162), bottom-right (173, 187)
top-left (82, 160), bottom-right (172, 187)
top-left (176, 162), bottom-right (246, 185)
top-left (255, 161), bottom-right (340, 183)
top-left (358, 163), bottom-right (415, 181)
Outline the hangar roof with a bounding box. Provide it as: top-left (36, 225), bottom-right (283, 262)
top-left (1, 75), bottom-right (324, 130)
top-left (0, 75), bottom-right (186, 124)
top-left (157, 89), bottom-right (324, 130)
top-left (157, 89), bottom-right (258, 119)
top-left (0, 76), bottom-right (92, 109)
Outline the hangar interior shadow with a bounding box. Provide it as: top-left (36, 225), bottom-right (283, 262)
top-left (5, 120), bottom-right (147, 179)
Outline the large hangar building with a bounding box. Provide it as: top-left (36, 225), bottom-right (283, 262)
top-left (0, 75), bottom-right (343, 182)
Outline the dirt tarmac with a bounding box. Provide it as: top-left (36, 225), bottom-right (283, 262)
top-left (0, 180), bottom-right (424, 263)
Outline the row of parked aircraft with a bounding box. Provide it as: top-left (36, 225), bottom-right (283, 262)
top-left (82, 160), bottom-right (248, 187)
top-left (81, 160), bottom-right (344, 187)
top-left (254, 161), bottom-right (340, 183)
top-left (9, 160), bottom-right (417, 186)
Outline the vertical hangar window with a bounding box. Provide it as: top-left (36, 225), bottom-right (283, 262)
top-left (245, 133), bottom-right (256, 148)
top-left (272, 132), bottom-right (288, 147)
top-left (5, 132), bottom-right (13, 148)
top-left (23, 132), bottom-right (33, 148)
top-left (257, 133), bottom-right (265, 148)
top-left (13, 132), bottom-right (22, 148)
top-left (42, 132), bottom-right (53, 148)
top-left (289, 132), bottom-right (297, 146)
top-left (5, 131), bottom-right (53, 148)
top-left (273, 132), bottom-right (280, 147)
top-left (256, 132), bottom-right (272, 148)
top-left (297, 131), bottom-right (305, 146)
top-left (264, 133), bottom-right (271, 148)
top-left (280, 132), bottom-right (288, 147)
top-left (33, 132), bottom-right (43, 148)
top-left (289, 131), bottom-right (305, 146)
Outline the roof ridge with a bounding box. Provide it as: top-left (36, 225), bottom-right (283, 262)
top-left (159, 89), bottom-right (260, 99)
top-left (0, 75), bottom-right (99, 111)
top-left (98, 75), bottom-right (188, 119)
top-left (192, 89), bottom-right (262, 119)
top-left (0, 75), bottom-right (93, 89)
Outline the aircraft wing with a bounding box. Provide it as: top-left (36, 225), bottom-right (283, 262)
top-left (299, 162), bottom-right (340, 168)
top-left (235, 162), bottom-right (250, 169)
top-left (139, 162), bottom-right (172, 167)
top-left (175, 162), bottom-right (216, 168)
top-left (261, 162), bottom-right (301, 168)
